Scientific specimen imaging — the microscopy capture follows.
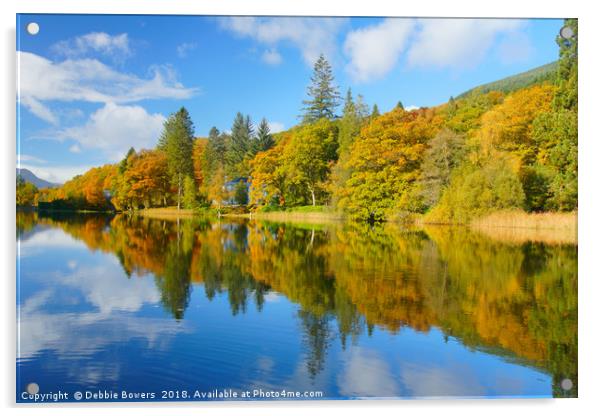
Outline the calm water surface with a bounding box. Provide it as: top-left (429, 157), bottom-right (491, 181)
top-left (16, 212), bottom-right (577, 401)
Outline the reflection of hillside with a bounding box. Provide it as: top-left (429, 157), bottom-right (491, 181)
top-left (18, 211), bottom-right (577, 396)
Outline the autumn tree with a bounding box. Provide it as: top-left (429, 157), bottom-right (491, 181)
top-left (249, 142), bottom-right (288, 207)
top-left (301, 54), bottom-right (340, 123)
top-left (477, 84), bottom-right (554, 164)
top-left (284, 119), bottom-right (338, 206)
top-left (158, 107), bottom-right (195, 209)
top-left (16, 176), bottom-right (38, 206)
top-left (341, 108), bottom-right (441, 221)
top-left (331, 89), bottom-right (368, 207)
top-left (207, 164), bottom-right (227, 213)
top-left (113, 150), bottom-right (170, 209)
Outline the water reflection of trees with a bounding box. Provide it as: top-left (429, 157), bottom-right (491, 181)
top-left (18, 211), bottom-right (577, 396)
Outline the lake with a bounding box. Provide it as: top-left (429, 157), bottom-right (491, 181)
top-left (16, 211), bottom-right (577, 401)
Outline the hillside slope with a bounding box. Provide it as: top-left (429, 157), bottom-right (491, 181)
top-left (457, 61), bottom-right (558, 99)
top-left (16, 168), bottom-right (59, 189)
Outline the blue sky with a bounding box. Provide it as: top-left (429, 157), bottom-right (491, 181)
top-left (16, 14), bottom-right (563, 183)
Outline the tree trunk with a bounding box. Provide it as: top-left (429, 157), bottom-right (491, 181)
top-left (310, 186), bottom-right (316, 206)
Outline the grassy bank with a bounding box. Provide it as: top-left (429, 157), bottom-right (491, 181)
top-left (137, 207), bottom-right (197, 220)
top-left (470, 210), bottom-right (577, 245)
top-left (125, 206), bottom-right (577, 245)
top-left (224, 205), bottom-right (344, 224)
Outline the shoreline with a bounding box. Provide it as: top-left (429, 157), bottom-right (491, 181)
top-left (24, 206), bottom-right (577, 244)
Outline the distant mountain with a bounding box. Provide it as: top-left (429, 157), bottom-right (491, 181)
top-left (456, 61), bottom-right (558, 99)
top-left (16, 168), bottom-right (59, 189)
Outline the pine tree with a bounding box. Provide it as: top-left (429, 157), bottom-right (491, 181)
top-left (371, 104), bottom-right (380, 118)
top-left (396, 101), bottom-right (404, 110)
top-left (225, 112), bottom-right (253, 177)
top-left (355, 94), bottom-right (369, 119)
top-left (301, 54), bottom-right (340, 123)
top-left (158, 107), bottom-right (194, 209)
top-left (119, 147), bottom-right (136, 174)
top-left (255, 118), bottom-right (275, 152)
top-left (342, 88), bottom-right (356, 116)
top-left (208, 126), bottom-right (226, 164)
top-left (338, 89), bottom-right (362, 152)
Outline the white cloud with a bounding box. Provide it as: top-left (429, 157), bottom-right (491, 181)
top-left (267, 121), bottom-right (285, 133)
top-left (405, 105), bottom-right (419, 111)
top-left (344, 18), bottom-right (415, 82)
top-left (18, 230), bottom-right (190, 363)
top-left (51, 32), bottom-right (131, 61)
top-left (407, 19), bottom-right (525, 69)
top-left (58, 103), bottom-right (166, 161)
top-left (19, 228), bottom-right (85, 254)
top-left (220, 17), bottom-right (346, 66)
top-left (69, 144), bottom-right (81, 153)
top-left (337, 346), bottom-right (399, 397)
top-left (17, 154), bottom-right (46, 164)
top-left (17, 51), bottom-right (196, 125)
top-left (177, 42), bottom-right (197, 58)
top-left (400, 362), bottom-right (486, 398)
top-left (261, 48), bottom-right (282, 65)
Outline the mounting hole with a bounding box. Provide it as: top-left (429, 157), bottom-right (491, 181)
top-left (26, 382), bottom-right (39, 394)
top-left (26, 22), bottom-right (40, 35)
top-left (560, 378), bottom-right (573, 391)
top-left (559, 25), bottom-right (574, 41)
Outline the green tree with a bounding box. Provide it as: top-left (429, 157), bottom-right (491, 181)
top-left (426, 157), bottom-right (525, 223)
top-left (554, 18), bottom-right (577, 112)
top-left (182, 176), bottom-right (198, 209)
top-left (119, 147), bottom-right (136, 174)
top-left (284, 119), bottom-right (338, 206)
top-left (208, 126), bottom-right (227, 164)
top-left (301, 54), bottom-right (340, 123)
top-left (331, 89), bottom-right (367, 207)
top-left (16, 176), bottom-right (38, 206)
top-left (528, 18), bottom-right (578, 211)
top-left (419, 128), bottom-right (466, 208)
top-left (255, 118), bottom-right (275, 153)
top-left (233, 181), bottom-right (249, 206)
top-left (371, 104), bottom-right (380, 118)
top-left (158, 107), bottom-right (195, 209)
top-left (226, 112), bottom-right (253, 177)
top-left (338, 88), bottom-right (364, 152)
top-left (396, 101), bottom-right (404, 110)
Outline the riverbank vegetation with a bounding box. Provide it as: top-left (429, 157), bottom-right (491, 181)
top-left (19, 19), bottom-right (577, 229)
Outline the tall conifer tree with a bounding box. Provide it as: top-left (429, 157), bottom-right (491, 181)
top-left (301, 54), bottom-right (340, 123)
top-left (158, 107), bottom-right (194, 209)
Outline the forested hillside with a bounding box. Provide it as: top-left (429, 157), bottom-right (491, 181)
top-left (20, 19), bottom-right (577, 224)
top-left (456, 61), bottom-right (558, 99)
